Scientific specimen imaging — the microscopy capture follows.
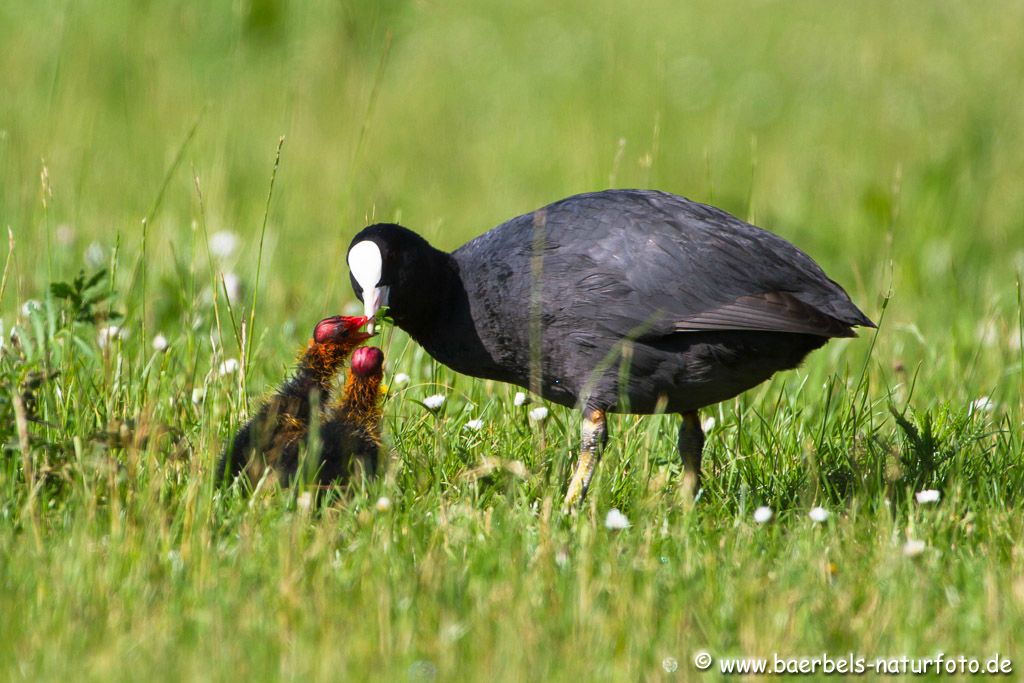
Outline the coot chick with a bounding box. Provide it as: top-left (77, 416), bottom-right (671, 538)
top-left (318, 345), bottom-right (386, 482)
top-left (218, 315), bottom-right (370, 487)
top-left (346, 189), bottom-right (873, 508)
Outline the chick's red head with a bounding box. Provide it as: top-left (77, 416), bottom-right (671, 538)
top-left (313, 315), bottom-right (371, 345)
top-left (350, 346), bottom-right (384, 378)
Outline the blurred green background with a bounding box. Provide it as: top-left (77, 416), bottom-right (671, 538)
top-left (3, 0), bottom-right (1022, 394)
top-left (3, 3), bottom-right (1024, 680)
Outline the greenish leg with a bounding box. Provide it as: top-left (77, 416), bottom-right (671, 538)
top-left (563, 408), bottom-right (607, 511)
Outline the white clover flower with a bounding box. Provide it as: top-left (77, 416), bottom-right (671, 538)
top-left (808, 506), bottom-right (829, 523)
top-left (513, 391), bottom-right (528, 406)
top-left (701, 416), bottom-right (716, 432)
top-left (218, 358), bottom-right (240, 375)
top-left (209, 230), bottom-right (239, 259)
top-left (423, 394), bottom-right (446, 410)
top-left (915, 489), bottom-right (940, 504)
top-left (84, 242), bottom-right (106, 268)
top-left (528, 406), bottom-right (549, 422)
top-left (152, 333), bottom-right (169, 352)
top-left (465, 419), bottom-right (484, 431)
top-left (222, 272), bottom-right (241, 305)
top-left (903, 539), bottom-right (926, 557)
top-left (97, 325), bottom-right (124, 349)
top-left (20, 300), bottom-right (42, 317)
top-left (375, 496), bottom-right (392, 512)
top-left (191, 388), bottom-right (205, 404)
top-left (970, 396), bottom-right (995, 414)
top-left (393, 372), bottom-right (410, 386)
top-left (753, 506), bottom-right (773, 524)
top-left (604, 508), bottom-right (630, 530)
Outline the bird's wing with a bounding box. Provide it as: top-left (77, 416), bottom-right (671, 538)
top-left (671, 292), bottom-right (858, 337)
top-left (542, 190), bottom-right (872, 339)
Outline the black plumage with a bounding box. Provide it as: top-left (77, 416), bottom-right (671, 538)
top-left (347, 189), bottom-right (873, 506)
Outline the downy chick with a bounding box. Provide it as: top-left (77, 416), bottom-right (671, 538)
top-left (218, 315), bottom-right (370, 486)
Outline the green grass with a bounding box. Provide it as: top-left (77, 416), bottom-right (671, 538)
top-left (2, 1), bottom-right (1023, 680)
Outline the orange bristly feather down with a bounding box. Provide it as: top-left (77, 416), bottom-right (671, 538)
top-left (300, 338), bottom-right (361, 386)
top-left (334, 372), bottom-right (384, 441)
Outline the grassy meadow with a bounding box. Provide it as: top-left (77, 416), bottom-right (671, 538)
top-left (2, 1), bottom-right (1023, 679)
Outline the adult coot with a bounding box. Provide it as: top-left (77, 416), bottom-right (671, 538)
top-left (346, 189), bottom-right (873, 507)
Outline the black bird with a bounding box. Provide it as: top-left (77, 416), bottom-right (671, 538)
top-left (346, 189), bottom-right (874, 508)
top-left (318, 345), bottom-right (386, 482)
top-left (218, 315), bottom-right (371, 487)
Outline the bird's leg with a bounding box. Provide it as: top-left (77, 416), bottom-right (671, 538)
top-left (563, 408), bottom-right (607, 511)
top-left (678, 411), bottom-right (704, 501)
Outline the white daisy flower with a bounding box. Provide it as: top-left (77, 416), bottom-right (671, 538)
top-left (528, 406), bottom-right (549, 422)
top-left (970, 396), bottom-right (994, 414)
top-left (97, 325), bottom-right (124, 349)
top-left (604, 508), bottom-right (630, 530)
top-left (513, 391), bottom-right (528, 406)
top-left (393, 372), bottom-right (410, 386)
top-left (20, 300), bottom-right (42, 317)
top-left (465, 419), bottom-right (484, 431)
top-left (209, 230), bottom-right (239, 259)
top-left (218, 358), bottom-right (240, 375)
top-left (152, 334), bottom-right (169, 352)
top-left (423, 394), bottom-right (446, 410)
top-left (375, 496), bottom-right (392, 512)
top-left (222, 272), bottom-right (241, 305)
top-left (902, 539), bottom-right (926, 557)
top-left (975, 320), bottom-right (999, 347)
top-left (166, 549), bottom-right (184, 572)
top-left (915, 489), bottom-right (940, 504)
top-left (808, 506), bottom-right (829, 523)
top-left (408, 661), bottom-right (437, 681)
top-left (84, 242), bottom-right (106, 268)
top-left (753, 506), bottom-right (773, 524)
top-left (55, 224), bottom-right (75, 246)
